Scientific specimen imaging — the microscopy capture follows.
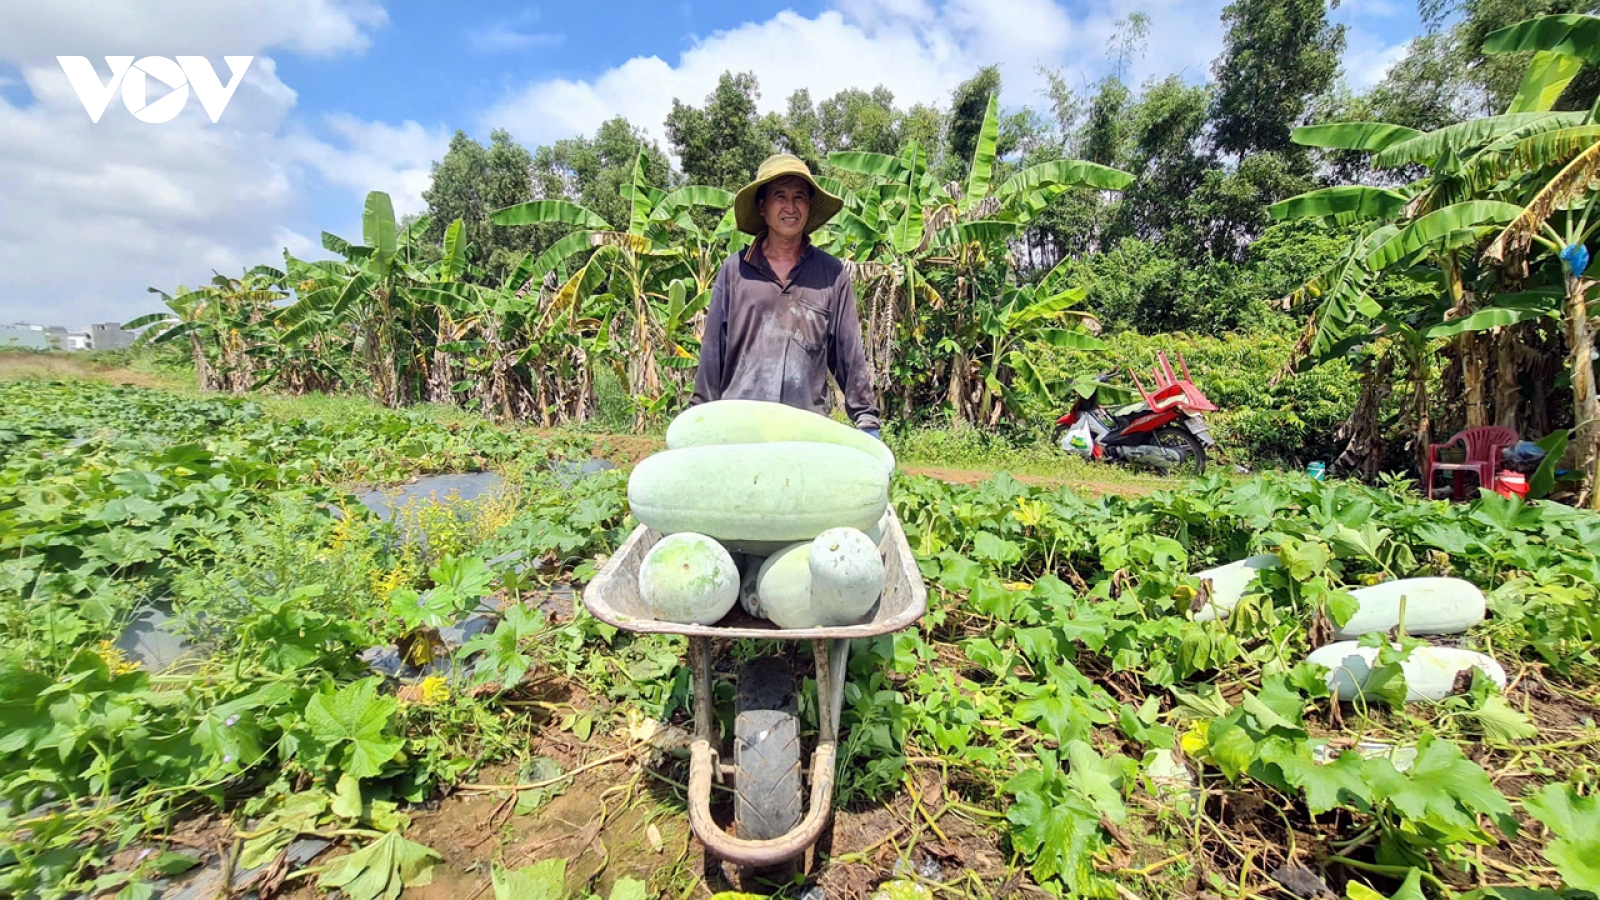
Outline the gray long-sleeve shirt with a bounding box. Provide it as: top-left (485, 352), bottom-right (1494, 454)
top-left (690, 237), bottom-right (882, 430)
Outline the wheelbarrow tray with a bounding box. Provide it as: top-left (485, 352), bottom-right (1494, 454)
top-left (583, 506), bottom-right (926, 639)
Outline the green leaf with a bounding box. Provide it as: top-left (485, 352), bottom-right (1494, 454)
top-left (1531, 429), bottom-right (1570, 499)
top-left (1469, 694), bottom-right (1538, 742)
top-left (491, 200), bottom-right (611, 230)
top-left (317, 831), bottom-right (441, 900)
top-left (1292, 122), bottom-right (1423, 152)
top-left (363, 192), bottom-right (397, 261)
top-left (1364, 201), bottom-right (1525, 271)
top-left (332, 772), bottom-right (365, 820)
top-left (1365, 735), bottom-right (1516, 840)
top-left (996, 159), bottom-right (1134, 196)
top-left (963, 94), bottom-right (1000, 211)
top-left (609, 877), bottom-right (651, 900)
top-left (1484, 14), bottom-right (1600, 65)
top-left (493, 858), bottom-right (567, 900)
top-left (1280, 749), bottom-right (1372, 815)
top-left (1424, 294), bottom-right (1560, 338)
top-left (1525, 783), bottom-right (1600, 892)
top-left (1064, 740), bottom-right (1129, 824)
top-left (1508, 51), bottom-right (1585, 113)
top-left (1269, 186), bottom-right (1410, 225)
top-left (304, 678), bottom-right (403, 779)
top-left (440, 218), bottom-right (467, 281)
top-left (1346, 868), bottom-right (1426, 900)
top-left (1375, 113), bottom-right (1580, 168)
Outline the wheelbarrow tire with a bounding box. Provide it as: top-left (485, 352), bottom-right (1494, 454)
top-left (733, 657), bottom-right (803, 843)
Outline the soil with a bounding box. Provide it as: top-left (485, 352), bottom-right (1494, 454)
top-left (901, 465), bottom-right (1156, 497)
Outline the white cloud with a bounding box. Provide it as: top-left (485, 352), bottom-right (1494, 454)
top-left (465, 8), bottom-right (564, 54)
top-left (480, 0), bottom-right (1233, 151)
top-left (0, 2), bottom-right (450, 328)
top-left (284, 114), bottom-right (451, 218)
top-left (1342, 29), bottom-right (1411, 90)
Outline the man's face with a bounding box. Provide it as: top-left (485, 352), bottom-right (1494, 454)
top-left (758, 176), bottom-right (812, 240)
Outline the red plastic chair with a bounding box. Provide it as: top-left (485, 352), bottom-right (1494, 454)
top-left (1424, 426), bottom-right (1517, 500)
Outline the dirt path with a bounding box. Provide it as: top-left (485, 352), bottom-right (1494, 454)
top-left (901, 464), bottom-right (1158, 497)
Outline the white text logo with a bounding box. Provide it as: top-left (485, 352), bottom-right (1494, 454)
top-left (57, 56), bottom-right (253, 124)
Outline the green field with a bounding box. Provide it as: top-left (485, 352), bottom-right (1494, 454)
top-left (3, 373), bottom-right (1598, 900)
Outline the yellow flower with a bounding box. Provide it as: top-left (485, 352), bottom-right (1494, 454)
top-left (96, 640), bottom-right (141, 676)
top-left (419, 676), bottom-right (451, 705)
top-left (1180, 721), bottom-right (1210, 761)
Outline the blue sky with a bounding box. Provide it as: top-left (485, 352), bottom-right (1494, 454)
top-left (0, 0), bottom-right (1425, 328)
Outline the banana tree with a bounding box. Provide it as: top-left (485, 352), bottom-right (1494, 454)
top-left (126, 287), bottom-right (222, 391)
top-left (1477, 15), bottom-right (1600, 505)
top-left (276, 192), bottom-right (431, 408)
top-left (824, 94), bottom-right (1133, 423)
top-left (492, 152), bottom-right (732, 430)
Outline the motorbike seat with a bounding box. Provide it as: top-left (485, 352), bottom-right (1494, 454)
top-left (1113, 402), bottom-right (1146, 417)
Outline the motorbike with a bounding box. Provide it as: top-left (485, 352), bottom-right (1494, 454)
top-left (1055, 351), bottom-right (1217, 475)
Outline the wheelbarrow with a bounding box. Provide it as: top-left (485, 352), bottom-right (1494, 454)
top-left (582, 507), bottom-right (927, 869)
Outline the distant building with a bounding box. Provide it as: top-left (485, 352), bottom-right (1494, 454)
top-left (1, 323), bottom-right (68, 350)
top-left (90, 322), bottom-right (136, 350)
top-left (67, 331), bottom-right (92, 351)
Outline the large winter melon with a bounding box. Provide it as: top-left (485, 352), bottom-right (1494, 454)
top-left (637, 533), bottom-right (739, 625)
top-left (756, 542), bottom-right (823, 629)
top-left (1189, 554), bottom-right (1280, 622)
top-left (1333, 577), bottom-right (1486, 640)
top-left (1306, 640), bottom-right (1506, 703)
top-left (668, 400), bottom-right (895, 474)
top-left (629, 442), bottom-right (889, 543)
top-left (809, 527), bottom-right (883, 625)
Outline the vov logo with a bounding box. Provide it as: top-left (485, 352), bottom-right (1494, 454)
top-left (57, 56), bottom-right (253, 124)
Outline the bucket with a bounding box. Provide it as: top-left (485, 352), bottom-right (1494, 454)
top-left (1306, 461), bottom-right (1327, 481)
top-left (1494, 470), bottom-right (1529, 499)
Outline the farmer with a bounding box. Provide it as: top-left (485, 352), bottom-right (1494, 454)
top-left (691, 154), bottom-right (882, 438)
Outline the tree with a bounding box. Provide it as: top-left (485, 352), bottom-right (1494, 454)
top-left (664, 71), bottom-right (776, 191)
top-left (420, 130), bottom-right (541, 281)
top-left (530, 117), bottom-right (673, 231)
top-left (1211, 0), bottom-right (1346, 159)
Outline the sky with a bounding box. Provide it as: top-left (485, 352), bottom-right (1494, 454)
top-left (0, 0), bottom-right (1425, 329)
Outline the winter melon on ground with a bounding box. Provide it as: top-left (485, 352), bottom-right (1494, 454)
top-left (629, 442), bottom-right (889, 544)
top-left (667, 399), bottom-right (895, 474)
top-left (809, 527), bottom-right (884, 625)
top-left (1189, 554), bottom-right (1280, 622)
top-left (1306, 640), bottom-right (1506, 702)
top-left (756, 542), bottom-right (821, 629)
top-left (637, 533), bottom-right (739, 625)
top-left (1333, 577), bottom-right (1486, 640)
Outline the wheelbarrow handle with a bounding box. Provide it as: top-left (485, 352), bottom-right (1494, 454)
top-left (687, 738), bottom-right (837, 866)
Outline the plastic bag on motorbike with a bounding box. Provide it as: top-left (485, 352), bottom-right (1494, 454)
top-left (1061, 418), bottom-right (1096, 457)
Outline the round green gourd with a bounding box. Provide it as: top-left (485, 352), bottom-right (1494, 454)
top-left (629, 442), bottom-right (889, 543)
top-left (756, 542), bottom-right (822, 629)
top-left (809, 527), bottom-right (884, 625)
top-left (667, 399), bottom-right (895, 474)
top-left (637, 533), bottom-right (739, 625)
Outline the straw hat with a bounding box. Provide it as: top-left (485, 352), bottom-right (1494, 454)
top-left (733, 154), bottom-right (844, 236)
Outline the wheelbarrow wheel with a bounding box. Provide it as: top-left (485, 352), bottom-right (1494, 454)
top-left (733, 657), bottom-right (803, 843)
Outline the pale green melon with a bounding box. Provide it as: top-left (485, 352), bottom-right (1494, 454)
top-left (667, 399), bottom-right (895, 474)
top-left (637, 533), bottom-right (739, 625)
top-left (629, 442), bottom-right (889, 543)
top-left (809, 527), bottom-right (883, 625)
top-left (756, 542), bottom-right (823, 629)
top-left (864, 510), bottom-right (891, 547)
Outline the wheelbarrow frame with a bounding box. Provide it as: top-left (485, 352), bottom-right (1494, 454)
top-left (582, 506), bottom-right (927, 867)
